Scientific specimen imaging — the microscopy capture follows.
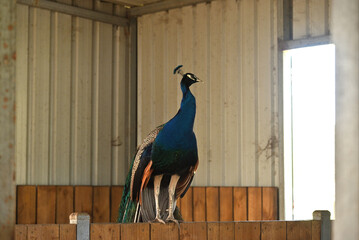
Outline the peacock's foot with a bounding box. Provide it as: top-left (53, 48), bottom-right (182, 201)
top-left (151, 217), bottom-right (166, 224)
top-left (166, 216), bottom-right (180, 229)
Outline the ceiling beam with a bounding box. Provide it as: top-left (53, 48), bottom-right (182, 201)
top-left (129, 0), bottom-right (214, 17)
top-left (17, 0), bottom-right (129, 26)
top-left (101, 0), bottom-right (144, 7)
top-left (279, 35), bottom-right (332, 51)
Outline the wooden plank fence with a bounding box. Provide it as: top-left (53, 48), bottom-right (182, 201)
top-left (16, 186), bottom-right (278, 224)
top-left (15, 221), bottom-right (322, 240)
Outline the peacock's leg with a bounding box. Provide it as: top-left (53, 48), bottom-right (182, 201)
top-left (153, 174), bottom-right (165, 224)
top-left (166, 174), bottom-right (180, 224)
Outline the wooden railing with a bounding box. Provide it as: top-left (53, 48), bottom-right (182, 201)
top-left (16, 185), bottom-right (278, 224)
top-left (15, 220), bottom-right (322, 240)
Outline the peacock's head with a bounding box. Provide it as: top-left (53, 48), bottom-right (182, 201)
top-left (173, 65), bottom-right (202, 88)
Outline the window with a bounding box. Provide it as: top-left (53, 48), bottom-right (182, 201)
top-left (284, 44), bottom-right (336, 220)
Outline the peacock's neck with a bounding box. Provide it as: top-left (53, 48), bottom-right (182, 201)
top-left (154, 84), bottom-right (196, 149)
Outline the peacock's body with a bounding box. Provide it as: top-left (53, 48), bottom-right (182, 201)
top-left (118, 66), bottom-right (200, 224)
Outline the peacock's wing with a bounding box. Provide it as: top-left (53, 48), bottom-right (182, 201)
top-left (117, 125), bottom-right (164, 223)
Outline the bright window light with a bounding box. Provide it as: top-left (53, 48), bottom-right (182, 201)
top-left (284, 44), bottom-right (336, 220)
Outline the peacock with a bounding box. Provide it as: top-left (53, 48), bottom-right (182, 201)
top-left (118, 65), bottom-right (201, 224)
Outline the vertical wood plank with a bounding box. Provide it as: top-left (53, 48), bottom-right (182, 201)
top-left (192, 187), bottom-right (206, 221)
top-left (235, 222), bottom-right (260, 240)
top-left (206, 187), bottom-right (219, 221)
top-left (111, 186), bottom-right (124, 222)
top-left (219, 187), bottom-right (233, 221)
top-left (191, 2), bottom-right (209, 186)
top-left (287, 221), bottom-right (312, 240)
top-left (37, 186), bottom-right (57, 224)
top-left (248, 187), bottom-right (262, 220)
top-left (17, 186), bottom-right (36, 224)
top-left (71, 0), bottom-right (93, 185)
top-left (28, 7), bottom-right (51, 184)
top-left (50, 2), bottom-right (72, 185)
top-left (151, 223), bottom-right (179, 240)
top-left (257, 0), bottom-right (274, 186)
top-left (179, 187), bottom-right (193, 222)
top-left (28, 224), bottom-right (60, 240)
top-left (312, 221), bottom-right (321, 240)
top-left (56, 186), bottom-right (74, 224)
top-left (60, 224), bottom-right (76, 240)
top-left (208, 0), bottom-right (224, 187)
top-left (239, 0), bottom-right (257, 186)
top-left (93, 186), bottom-right (110, 223)
top-left (121, 223), bottom-right (150, 240)
top-left (262, 187), bottom-right (278, 220)
top-left (15, 4), bottom-right (29, 185)
top-left (208, 222), bottom-right (238, 240)
top-left (74, 186), bottom-right (93, 219)
top-left (180, 222), bottom-right (207, 240)
top-left (293, 0), bottom-right (308, 39)
top-left (233, 187), bottom-right (247, 221)
top-left (91, 223), bottom-right (120, 240)
top-left (15, 225), bottom-right (27, 240)
top-left (261, 221), bottom-right (286, 240)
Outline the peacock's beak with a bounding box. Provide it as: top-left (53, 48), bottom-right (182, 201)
top-left (196, 78), bottom-right (204, 83)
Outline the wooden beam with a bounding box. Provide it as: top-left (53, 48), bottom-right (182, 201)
top-left (17, 0), bottom-right (129, 26)
top-left (129, 0), bottom-right (214, 17)
top-left (279, 35), bottom-right (332, 50)
top-left (101, 0), bottom-right (144, 7)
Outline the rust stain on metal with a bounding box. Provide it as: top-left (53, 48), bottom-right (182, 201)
top-left (2, 105), bottom-right (7, 109)
top-left (7, 24), bottom-right (13, 31)
top-left (11, 52), bottom-right (16, 60)
top-left (3, 42), bottom-right (8, 49)
top-left (3, 97), bottom-right (8, 102)
top-left (8, 143), bottom-right (13, 149)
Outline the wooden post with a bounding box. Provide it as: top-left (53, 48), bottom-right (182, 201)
top-left (332, 0), bottom-right (359, 240)
top-left (313, 210), bottom-right (331, 240)
top-left (70, 212), bottom-right (90, 240)
top-left (0, 0), bottom-right (16, 239)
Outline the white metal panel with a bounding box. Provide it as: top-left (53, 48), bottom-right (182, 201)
top-left (293, 0), bottom-right (330, 39)
top-left (15, 4), bottom-right (29, 185)
top-left (137, 0), bottom-right (281, 187)
top-left (15, 1), bottom-right (133, 185)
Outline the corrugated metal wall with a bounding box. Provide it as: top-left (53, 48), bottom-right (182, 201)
top-left (293, 0), bottom-right (331, 39)
top-left (137, 0), bottom-right (282, 187)
top-left (15, 1), bottom-right (135, 185)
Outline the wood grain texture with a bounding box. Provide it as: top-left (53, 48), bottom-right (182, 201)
top-left (261, 221), bottom-right (286, 240)
top-left (248, 187), bottom-right (262, 220)
top-left (37, 186), bottom-right (57, 224)
top-left (151, 223), bottom-right (179, 240)
top-left (262, 187), bottom-right (278, 220)
top-left (235, 222), bottom-right (260, 240)
top-left (56, 186), bottom-right (74, 224)
top-left (91, 223), bottom-right (120, 240)
top-left (15, 225), bottom-right (27, 240)
top-left (219, 187), bottom-right (233, 221)
top-left (111, 186), bottom-right (124, 222)
top-left (93, 186), bottom-right (110, 222)
top-left (179, 187), bottom-right (193, 222)
top-left (121, 223), bottom-right (150, 240)
top-left (180, 222), bottom-right (207, 240)
top-left (206, 187), bottom-right (219, 221)
top-left (60, 224), bottom-right (76, 240)
top-left (312, 220), bottom-right (321, 240)
top-left (286, 221), bottom-right (312, 240)
top-left (208, 222), bottom-right (235, 240)
top-left (192, 187), bottom-right (206, 222)
top-left (233, 187), bottom-right (247, 221)
top-left (74, 186), bottom-right (93, 219)
top-left (17, 186), bottom-right (36, 224)
top-left (27, 224), bottom-right (59, 240)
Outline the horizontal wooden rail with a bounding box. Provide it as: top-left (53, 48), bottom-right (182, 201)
top-left (16, 185), bottom-right (278, 224)
top-left (15, 220), bottom-right (322, 240)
